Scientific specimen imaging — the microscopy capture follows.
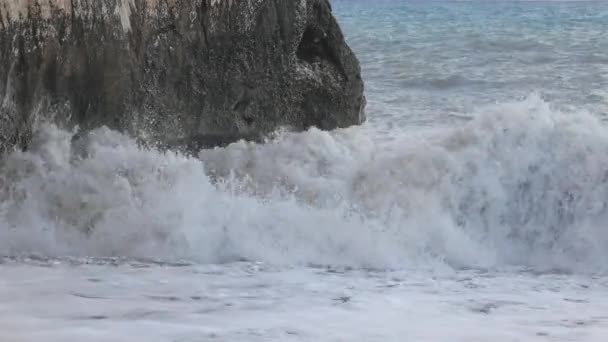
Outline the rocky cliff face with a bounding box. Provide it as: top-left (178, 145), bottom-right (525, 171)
top-left (0, 0), bottom-right (365, 153)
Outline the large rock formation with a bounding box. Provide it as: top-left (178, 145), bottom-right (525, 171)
top-left (0, 0), bottom-right (365, 153)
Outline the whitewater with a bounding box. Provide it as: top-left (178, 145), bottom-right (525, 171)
top-left (1, 0), bottom-right (608, 341)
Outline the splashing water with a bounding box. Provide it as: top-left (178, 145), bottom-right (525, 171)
top-left (1, 95), bottom-right (607, 273)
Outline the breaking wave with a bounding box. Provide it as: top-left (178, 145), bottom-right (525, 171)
top-left (1, 94), bottom-right (608, 273)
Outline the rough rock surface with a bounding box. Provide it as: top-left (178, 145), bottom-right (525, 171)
top-left (0, 0), bottom-right (365, 153)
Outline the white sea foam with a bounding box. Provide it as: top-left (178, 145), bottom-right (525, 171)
top-left (1, 95), bottom-right (607, 273)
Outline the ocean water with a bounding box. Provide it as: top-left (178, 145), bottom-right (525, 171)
top-left (2, 1), bottom-right (608, 341)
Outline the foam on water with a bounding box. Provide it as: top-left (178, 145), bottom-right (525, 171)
top-left (1, 94), bottom-right (607, 273)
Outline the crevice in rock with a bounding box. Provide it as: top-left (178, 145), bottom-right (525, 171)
top-left (296, 26), bottom-right (321, 65)
top-left (296, 26), bottom-right (347, 80)
top-left (242, 114), bottom-right (254, 126)
top-left (233, 98), bottom-right (250, 112)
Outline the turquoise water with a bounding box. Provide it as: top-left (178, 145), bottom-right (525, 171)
top-left (335, 1), bottom-right (608, 130)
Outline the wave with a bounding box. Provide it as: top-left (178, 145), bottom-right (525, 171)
top-left (1, 94), bottom-right (607, 273)
top-left (398, 75), bottom-right (503, 91)
top-left (468, 37), bottom-right (553, 53)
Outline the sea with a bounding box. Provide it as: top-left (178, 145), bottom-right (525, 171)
top-left (1, 1), bottom-right (608, 341)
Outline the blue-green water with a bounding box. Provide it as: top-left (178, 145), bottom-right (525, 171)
top-left (335, 0), bottom-right (608, 130)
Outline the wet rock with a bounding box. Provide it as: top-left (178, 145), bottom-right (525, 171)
top-left (0, 0), bottom-right (365, 153)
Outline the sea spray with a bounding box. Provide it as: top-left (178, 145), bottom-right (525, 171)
top-left (1, 95), bottom-right (608, 273)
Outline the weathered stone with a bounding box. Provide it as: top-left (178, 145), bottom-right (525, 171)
top-left (0, 0), bottom-right (365, 153)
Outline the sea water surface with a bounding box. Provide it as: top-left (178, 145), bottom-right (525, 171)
top-left (2, 1), bottom-right (608, 341)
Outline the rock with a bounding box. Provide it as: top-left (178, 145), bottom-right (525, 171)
top-left (0, 0), bottom-right (365, 153)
